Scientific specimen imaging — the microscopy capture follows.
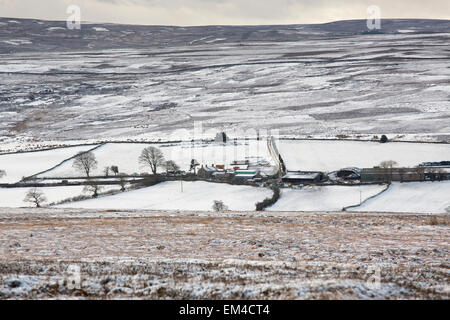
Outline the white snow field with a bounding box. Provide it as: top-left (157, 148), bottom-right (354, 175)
top-left (57, 181), bottom-right (273, 211)
top-left (0, 145), bottom-right (98, 183)
top-left (37, 141), bottom-right (273, 177)
top-left (0, 186), bottom-right (84, 207)
top-left (267, 185), bottom-right (386, 212)
top-left (0, 185), bottom-right (122, 208)
top-left (351, 181), bottom-right (450, 214)
top-left (278, 140), bottom-right (450, 171)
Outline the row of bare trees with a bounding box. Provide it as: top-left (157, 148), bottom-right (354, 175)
top-left (138, 146), bottom-right (199, 174)
top-left (71, 147), bottom-right (187, 178)
top-left (138, 146), bottom-right (184, 174)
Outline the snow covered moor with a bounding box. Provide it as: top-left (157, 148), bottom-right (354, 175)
top-left (0, 13), bottom-right (448, 300)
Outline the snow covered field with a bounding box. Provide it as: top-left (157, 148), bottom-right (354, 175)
top-left (0, 185), bottom-right (122, 208)
top-left (36, 141), bottom-right (273, 178)
top-left (352, 181), bottom-right (450, 214)
top-left (278, 140), bottom-right (450, 171)
top-left (57, 181), bottom-right (273, 211)
top-left (268, 185), bottom-right (386, 212)
top-left (0, 145), bottom-right (98, 183)
top-left (0, 186), bottom-right (85, 207)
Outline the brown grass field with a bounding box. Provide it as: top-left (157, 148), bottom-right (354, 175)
top-left (0, 208), bottom-right (448, 299)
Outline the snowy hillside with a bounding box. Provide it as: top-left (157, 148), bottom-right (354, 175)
top-left (267, 185), bottom-right (386, 211)
top-left (1, 19), bottom-right (449, 148)
top-left (0, 145), bottom-right (98, 183)
top-left (351, 181), bottom-right (450, 213)
top-left (57, 181), bottom-right (273, 211)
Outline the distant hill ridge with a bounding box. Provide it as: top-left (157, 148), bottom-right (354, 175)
top-left (0, 17), bottom-right (449, 53)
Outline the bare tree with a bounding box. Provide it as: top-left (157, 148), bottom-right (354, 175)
top-left (118, 173), bottom-right (127, 192)
top-left (83, 180), bottom-right (102, 198)
top-left (139, 146), bottom-right (165, 174)
top-left (164, 160), bottom-right (180, 174)
top-left (212, 200), bottom-right (228, 212)
top-left (73, 152), bottom-right (98, 177)
top-left (111, 165), bottom-right (119, 175)
top-left (103, 166), bottom-right (110, 177)
top-left (0, 169), bottom-right (5, 179)
top-left (428, 167), bottom-right (446, 181)
top-left (398, 167), bottom-right (407, 182)
top-left (379, 160), bottom-right (398, 169)
top-left (190, 159), bottom-right (200, 175)
top-left (413, 166), bottom-right (426, 181)
top-left (379, 160), bottom-right (398, 182)
top-left (436, 168), bottom-right (446, 181)
top-left (24, 188), bottom-right (46, 207)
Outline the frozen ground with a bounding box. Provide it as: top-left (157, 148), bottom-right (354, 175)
top-left (352, 181), bottom-right (450, 214)
top-left (56, 181), bottom-right (273, 211)
top-left (1, 18), bottom-right (449, 151)
top-left (0, 185), bottom-right (122, 208)
top-left (0, 145), bottom-right (98, 183)
top-left (0, 186), bottom-right (84, 207)
top-left (278, 140), bottom-right (450, 171)
top-left (268, 185), bottom-right (386, 212)
top-left (0, 208), bottom-right (448, 299)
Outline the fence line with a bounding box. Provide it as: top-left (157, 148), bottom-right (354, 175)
top-left (342, 183), bottom-right (391, 211)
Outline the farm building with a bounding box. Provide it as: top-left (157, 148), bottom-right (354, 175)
top-left (419, 161), bottom-right (450, 167)
top-left (234, 169), bottom-right (257, 180)
top-left (361, 168), bottom-right (428, 182)
top-left (197, 165), bottom-right (218, 179)
top-left (336, 167), bottom-right (362, 180)
top-left (212, 171), bottom-right (227, 178)
top-left (282, 171), bottom-right (325, 184)
top-left (232, 164), bottom-right (249, 170)
top-left (231, 160), bottom-right (250, 166)
top-left (214, 132), bottom-right (228, 143)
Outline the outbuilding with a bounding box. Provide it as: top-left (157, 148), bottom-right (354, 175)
top-left (282, 171), bottom-right (325, 184)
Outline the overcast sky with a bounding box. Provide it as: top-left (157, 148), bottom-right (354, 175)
top-left (1, 0), bottom-right (449, 26)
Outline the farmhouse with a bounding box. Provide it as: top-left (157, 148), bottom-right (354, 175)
top-left (197, 165), bottom-right (218, 179)
top-left (282, 171), bottom-right (325, 184)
